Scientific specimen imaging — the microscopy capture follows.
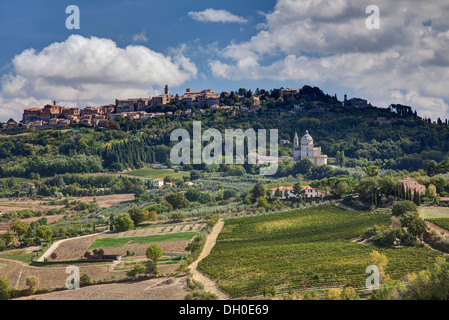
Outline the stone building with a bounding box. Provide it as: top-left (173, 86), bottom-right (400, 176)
top-left (293, 130), bottom-right (328, 165)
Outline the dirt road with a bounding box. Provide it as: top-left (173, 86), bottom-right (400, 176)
top-left (188, 219), bottom-right (230, 300)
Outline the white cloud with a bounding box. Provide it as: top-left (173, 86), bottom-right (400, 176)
top-left (0, 35), bottom-right (198, 121)
top-left (210, 0), bottom-right (449, 120)
top-left (188, 9), bottom-right (248, 24)
top-left (132, 30), bottom-right (148, 43)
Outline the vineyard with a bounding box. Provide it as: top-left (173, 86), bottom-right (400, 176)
top-left (198, 205), bottom-right (442, 298)
top-left (427, 218), bottom-right (449, 231)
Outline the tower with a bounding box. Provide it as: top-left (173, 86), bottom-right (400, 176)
top-left (293, 132), bottom-right (301, 161)
top-left (164, 85), bottom-right (169, 95)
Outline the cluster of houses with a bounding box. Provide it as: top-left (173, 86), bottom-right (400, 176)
top-left (20, 86), bottom-right (234, 128)
top-left (150, 179), bottom-right (194, 189)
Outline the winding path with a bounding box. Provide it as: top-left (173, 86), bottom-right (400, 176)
top-left (188, 219), bottom-right (230, 300)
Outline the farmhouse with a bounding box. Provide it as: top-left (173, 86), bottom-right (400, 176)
top-left (401, 178), bottom-right (426, 195)
top-left (270, 185), bottom-right (323, 200)
top-left (151, 179), bottom-right (164, 188)
top-left (437, 197), bottom-right (449, 205)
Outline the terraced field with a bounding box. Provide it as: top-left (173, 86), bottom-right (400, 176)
top-left (198, 205), bottom-right (442, 298)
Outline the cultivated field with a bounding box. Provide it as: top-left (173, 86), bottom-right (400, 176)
top-left (0, 257), bottom-right (128, 290)
top-left (50, 223), bottom-right (204, 261)
top-left (199, 205), bottom-right (442, 298)
top-left (127, 167), bottom-right (189, 180)
top-left (420, 206), bottom-right (449, 219)
top-left (16, 276), bottom-right (190, 300)
top-left (0, 194), bottom-right (135, 214)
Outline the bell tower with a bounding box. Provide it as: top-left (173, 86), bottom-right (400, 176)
top-left (293, 132), bottom-right (301, 161)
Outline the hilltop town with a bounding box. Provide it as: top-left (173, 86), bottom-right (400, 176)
top-left (15, 86), bottom-right (371, 129)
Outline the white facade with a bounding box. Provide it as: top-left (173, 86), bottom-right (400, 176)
top-left (293, 130), bottom-right (328, 165)
top-left (270, 186), bottom-right (323, 199)
top-left (151, 179), bottom-right (164, 188)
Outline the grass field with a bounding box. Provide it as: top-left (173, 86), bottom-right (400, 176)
top-left (420, 206), bottom-right (449, 219)
top-left (0, 250), bottom-right (36, 263)
top-left (89, 232), bottom-right (197, 249)
top-left (198, 205), bottom-right (442, 298)
top-left (127, 167), bottom-right (189, 180)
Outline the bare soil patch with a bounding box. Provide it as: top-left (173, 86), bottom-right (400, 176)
top-left (0, 194), bottom-right (135, 216)
top-left (101, 240), bottom-right (189, 257)
top-left (21, 214), bottom-right (65, 225)
top-left (16, 276), bottom-right (190, 300)
top-left (50, 235), bottom-right (98, 261)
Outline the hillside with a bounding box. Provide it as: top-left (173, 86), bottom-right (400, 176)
top-left (0, 86), bottom-right (449, 178)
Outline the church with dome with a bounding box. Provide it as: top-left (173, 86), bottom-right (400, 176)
top-left (293, 130), bottom-right (328, 165)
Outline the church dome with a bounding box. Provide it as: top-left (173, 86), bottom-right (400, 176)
top-left (301, 130), bottom-right (313, 141)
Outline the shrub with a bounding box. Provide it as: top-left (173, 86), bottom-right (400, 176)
top-left (392, 201), bottom-right (417, 217)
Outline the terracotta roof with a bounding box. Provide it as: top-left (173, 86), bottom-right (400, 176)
top-left (270, 186), bottom-right (294, 191)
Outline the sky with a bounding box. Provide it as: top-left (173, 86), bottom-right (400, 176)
top-left (0, 0), bottom-right (448, 122)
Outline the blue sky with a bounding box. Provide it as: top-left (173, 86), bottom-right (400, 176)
top-left (0, 0), bottom-right (448, 121)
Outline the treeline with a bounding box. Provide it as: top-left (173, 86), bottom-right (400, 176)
top-left (0, 155), bottom-right (102, 178)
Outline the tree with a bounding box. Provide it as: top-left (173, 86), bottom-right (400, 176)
top-left (364, 166), bottom-right (380, 177)
top-left (335, 181), bottom-right (351, 198)
top-left (257, 197), bottom-right (269, 209)
top-left (36, 225), bottom-right (52, 242)
top-left (374, 280), bottom-right (406, 300)
top-left (391, 201), bottom-right (417, 217)
top-left (127, 264), bottom-right (146, 278)
top-left (427, 184), bottom-right (437, 202)
top-left (80, 274), bottom-right (92, 287)
top-left (293, 159), bottom-right (313, 176)
top-left (369, 250), bottom-right (389, 283)
top-left (0, 239), bottom-right (6, 251)
top-left (146, 244), bottom-right (163, 273)
top-left (2, 231), bottom-right (14, 245)
top-left (190, 170), bottom-right (203, 180)
top-left (128, 206), bottom-right (145, 226)
top-left (11, 220), bottom-right (30, 238)
top-left (427, 160), bottom-right (437, 177)
top-left (165, 158), bottom-right (173, 169)
top-left (327, 288), bottom-right (342, 300)
top-left (249, 183), bottom-right (266, 203)
top-left (185, 189), bottom-right (201, 202)
top-left (171, 212), bottom-right (186, 221)
top-left (222, 189), bottom-right (237, 200)
top-left (26, 276), bottom-right (39, 293)
top-left (165, 193), bottom-right (190, 210)
top-left (146, 244), bottom-right (163, 262)
top-left (400, 212), bottom-right (427, 238)
top-left (147, 210), bottom-right (158, 221)
top-left (0, 276), bottom-right (10, 300)
top-left (340, 287), bottom-right (359, 300)
top-left (114, 213), bottom-right (134, 232)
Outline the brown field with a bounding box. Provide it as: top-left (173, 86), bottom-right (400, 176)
top-left (76, 194), bottom-right (135, 208)
top-left (98, 223), bottom-right (205, 239)
top-left (1, 255), bottom-right (182, 293)
top-left (101, 241), bottom-right (190, 257)
top-left (49, 223), bottom-right (204, 261)
top-left (21, 214), bottom-right (65, 225)
top-left (0, 199), bottom-right (56, 214)
top-left (17, 276), bottom-right (190, 300)
top-left (50, 235), bottom-right (98, 261)
top-left (0, 194), bottom-right (135, 215)
top-left (0, 259), bottom-right (24, 288)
